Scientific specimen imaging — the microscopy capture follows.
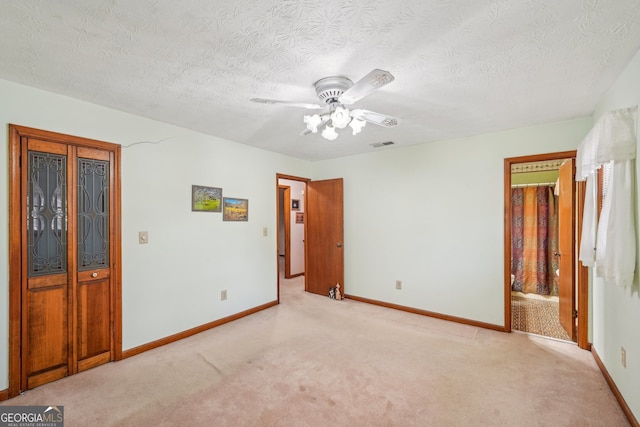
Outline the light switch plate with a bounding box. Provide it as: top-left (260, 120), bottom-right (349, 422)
top-left (139, 231), bottom-right (149, 244)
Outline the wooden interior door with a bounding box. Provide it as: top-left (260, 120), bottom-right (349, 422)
top-left (558, 158), bottom-right (576, 340)
top-left (9, 125), bottom-right (121, 396)
top-left (306, 178), bottom-right (344, 296)
top-left (280, 185), bottom-right (292, 279)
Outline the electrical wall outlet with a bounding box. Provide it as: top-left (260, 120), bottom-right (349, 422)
top-left (396, 280), bottom-right (402, 290)
top-left (621, 347), bottom-right (626, 368)
top-left (221, 290), bottom-right (227, 301)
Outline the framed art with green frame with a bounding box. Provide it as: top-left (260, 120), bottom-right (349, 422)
top-left (192, 185), bottom-right (222, 212)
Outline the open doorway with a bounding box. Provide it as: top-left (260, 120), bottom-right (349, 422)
top-left (504, 151), bottom-right (589, 349)
top-left (509, 157), bottom-right (570, 341)
top-left (277, 175), bottom-right (308, 298)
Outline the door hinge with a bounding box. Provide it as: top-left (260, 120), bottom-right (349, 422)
top-left (572, 309), bottom-right (578, 318)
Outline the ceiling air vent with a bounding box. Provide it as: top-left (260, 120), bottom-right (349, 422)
top-left (370, 141), bottom-right (395, 148)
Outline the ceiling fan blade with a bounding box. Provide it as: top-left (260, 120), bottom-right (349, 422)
top-left (251, 98), bottom-right (324, 110)
top-left (338, 69), bottom-right (395, 105)
top-left (351, 109), bottom-right (401, 128)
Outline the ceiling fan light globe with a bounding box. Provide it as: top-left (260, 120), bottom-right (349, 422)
top-left (349, 117), bottom-right (366, 135)
top-left (321, 124), bottom-right (339, 141)
top-left (303, 114), bottom-right (322, 133)
top-left (331, 106), bottom-right (351, 129)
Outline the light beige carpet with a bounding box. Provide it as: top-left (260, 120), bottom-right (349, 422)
top-left (1, 276), bottom-right (630, 426)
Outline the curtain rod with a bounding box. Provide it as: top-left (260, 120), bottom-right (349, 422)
top-left (511, 182), bottom-right (556, 188)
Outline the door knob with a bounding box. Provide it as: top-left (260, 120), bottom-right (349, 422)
top-left (554, 252), bottom-right (561, 257)
top-left (92, 272), bottom-right (98, 278)
top-left (337, 243), bottom-right (343, 248)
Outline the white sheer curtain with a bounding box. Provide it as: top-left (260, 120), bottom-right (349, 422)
top-left (576, 106), bottom-right (637, 287)
top-left (577, 120), bottom-right (600, 266)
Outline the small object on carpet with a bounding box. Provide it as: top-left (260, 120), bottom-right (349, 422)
top-left (335, 283), bottom-right (342, 300)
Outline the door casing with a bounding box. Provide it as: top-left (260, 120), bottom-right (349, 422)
top-left (8, 124), bottom-right (123, 397)
top-left (276, 174), bottom-right (310, 301)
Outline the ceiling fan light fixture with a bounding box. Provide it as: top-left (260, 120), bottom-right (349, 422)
top-left (257, 69), bottom-right (399, 141)
top-left (321, 124), bottom-right (339, 141)
top-left (349, 117), bottom-right (366, 135)
top-left (331, 106), bottom-right (351, 129)
top-left (303, 114), bottom-right (322, 133)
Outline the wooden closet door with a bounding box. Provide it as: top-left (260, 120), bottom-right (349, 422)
top-left (22, 138), bottom-right (72, 389)
top-left (75, 147), bottom-right (114, 372)
top-left (20, 137), bottom-right (115, 390)
top-left (10, 124), bottom-right (121, 397)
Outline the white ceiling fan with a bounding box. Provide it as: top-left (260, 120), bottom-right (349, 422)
top-left (251, 69), bottom-right (401, 140)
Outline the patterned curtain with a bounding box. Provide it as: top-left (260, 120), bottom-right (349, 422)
top-left (511, 186), bottom-right (559, 296)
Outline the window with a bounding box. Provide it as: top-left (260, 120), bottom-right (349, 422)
top-left (597, 161), bottom-right (613, 217)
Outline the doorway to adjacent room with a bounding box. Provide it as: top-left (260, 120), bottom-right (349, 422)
top-left (504, 151), bottom-right (589, 349)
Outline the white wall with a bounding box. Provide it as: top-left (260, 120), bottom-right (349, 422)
top-left (590, 49), bottom-right (640, 420)
top-left (0, 78), bottom-right (311, 391)
top-left (278, 179), bottom-right (306, 275)
top-left (312, 117), bottom-right (591, 325)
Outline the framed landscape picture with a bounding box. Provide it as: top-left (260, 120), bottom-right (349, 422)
top-left (223, 197), bottom-right (249, 221)
top-left (192, 185), bottom-right (222, 212)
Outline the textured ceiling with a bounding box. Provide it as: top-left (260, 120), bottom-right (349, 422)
top-left (1, 1), bottom-right (640, 161)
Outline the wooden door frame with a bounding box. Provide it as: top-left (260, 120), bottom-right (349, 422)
top-left (504, 150), bottom-right (589, 350)
top-left (8, 125), bottom-right (123, 397)
top-left (276, 174), bottom-right (310, 299)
